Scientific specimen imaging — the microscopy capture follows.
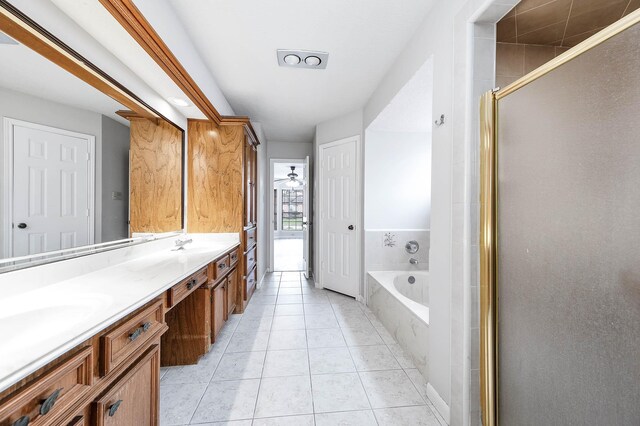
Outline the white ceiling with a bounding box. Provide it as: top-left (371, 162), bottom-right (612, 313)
top-left (168, 0), bottom-right (435, 143)
top-left (367, 56), bottom-right (434, 133)
top-left (0, 36), bottom-right (128, 126)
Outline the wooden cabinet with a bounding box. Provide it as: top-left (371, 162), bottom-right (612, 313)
top-left (188, 119), bottom-right (260, 313)
top-left (93, 345), bottom-right (160, 426)
top-left (212, 280), bottom-right (226, 340)
top-left (0, 347), bottom-right (92, 426)
top-left (227, 268), bottom-right (238, 316)
top-left (167, 267), bottom-right (208, 308)
top-left (100, 300), bottom-right (164, 376)
top-left (244, 140), bottom-right (257, 228)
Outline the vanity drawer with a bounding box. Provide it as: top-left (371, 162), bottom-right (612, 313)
top-left (229, 248), bottom-right (240, 267)
top-left (244, 226), bottom-right (257, 249)
top-left (244, 266), bottom-right (257, 298)
top-left (0, 347), bottom-right (92, 426)
top-left (245, 246), bottom-right (257, 275)
top-left (213, 255), bottom-right (230, 281)
top-left (168, 267), bottom-right (208, 307)
top-left (100, 300), bottom-right (165, 376)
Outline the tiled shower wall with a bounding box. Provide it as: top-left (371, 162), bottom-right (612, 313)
top-left (364, 230), bottom-right (430, 272)
top-left (496, 42), bottom-right (570, 87)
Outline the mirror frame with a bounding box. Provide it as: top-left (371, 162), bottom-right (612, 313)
top-left (0, 0), bottom-right (185, 271)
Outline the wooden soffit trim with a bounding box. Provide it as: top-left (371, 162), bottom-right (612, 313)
top-left (100, 0), bottom-right (260, 145)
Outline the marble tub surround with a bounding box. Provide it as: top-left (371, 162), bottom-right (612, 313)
top-left (367, 272), bottom-right (430, 382)
top-left (365, 230), bottom-right (430, 271)
top-left (159, 271), bottom-right (446, 425)
top-left (0, 232), bottom-right (239, 393)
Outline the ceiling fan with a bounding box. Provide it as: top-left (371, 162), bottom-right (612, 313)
top-left (275, 166), bottom-right (305, 188)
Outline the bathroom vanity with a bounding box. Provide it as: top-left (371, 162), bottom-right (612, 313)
top-left (0, 235), bottom-right (240, 426)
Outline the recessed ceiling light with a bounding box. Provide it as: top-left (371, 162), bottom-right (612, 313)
top-left (168, 97), bottom-right (190, 107)
top-left (305, 56), bottom-right (321, 66)
top-left (283, 54), bottom-right (301, 65)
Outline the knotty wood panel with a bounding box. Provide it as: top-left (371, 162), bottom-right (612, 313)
top-left (129, 118), bottom-right (183, 234)
top-left (188, 120), bottom-right (244, 233)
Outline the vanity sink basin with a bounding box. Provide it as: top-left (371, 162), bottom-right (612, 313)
top-left (0, 293), bottom-right (113, 359)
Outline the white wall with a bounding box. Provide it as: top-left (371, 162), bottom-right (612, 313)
top-left (101, 115), bottom-right (130, 242)
top-left (364, 131), bottom-right (431, 230)
top-left (267, 140), bottom-right (313, 160)
top-left (360, 1), bottom-right (519, 425)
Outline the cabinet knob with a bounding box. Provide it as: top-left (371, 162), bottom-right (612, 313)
top-left (40, 388), bottom-right (62, 415)
top-left (129, 328), bottom-right (142, 341)
top-left (12, 416), bottom-right (29, 426)
top-left (219, 263), bottom-right (226, 269)
top-left (108, 400), bottom-right (123, 417)
top-left (186, 278), bottom-right (197, 290)
top-left (17, 223), bottom-right (27, 229)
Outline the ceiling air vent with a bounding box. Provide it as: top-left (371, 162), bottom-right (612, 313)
top-left (277, 49), bottom-right (328, 69)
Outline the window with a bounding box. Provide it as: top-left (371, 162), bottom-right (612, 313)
top-left (281, 189), bottom-right (304, 231)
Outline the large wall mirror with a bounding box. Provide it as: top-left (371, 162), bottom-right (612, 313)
top-left (0, 2), bottom-right (184, 266)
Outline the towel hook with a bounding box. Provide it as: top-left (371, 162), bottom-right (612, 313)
top-left (434, 114), bottom-right (445, 127)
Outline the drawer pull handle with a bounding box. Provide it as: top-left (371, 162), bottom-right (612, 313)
top-left (186, 278), bottom-right (197, 290)
top-left (40, 388), bottom-right (62, 415)
top-left (142, 321), bottom-right (152, 332)
top-left (12, 416), bottom-right (29, 426)
top-left (129, 327), bottom-right (142, 341)
top-left (249, 258), bottom-right (254, 262)
top-left (108, 400), bottom-right (123, 417)
top-left (218, 263), bottom-right (226, 269)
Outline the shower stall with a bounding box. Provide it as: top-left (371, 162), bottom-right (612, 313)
top-left (480, 9), bottom-right (640, 426)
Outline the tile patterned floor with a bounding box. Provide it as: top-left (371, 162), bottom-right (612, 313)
top-left (160, 272), bottom-right (446, 426)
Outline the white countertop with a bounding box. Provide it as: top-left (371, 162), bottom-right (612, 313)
top-left (0, 233), bottom-right (240, 393)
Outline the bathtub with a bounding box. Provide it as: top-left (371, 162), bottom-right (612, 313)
top-left (367, 271), bottom-right (430, 379)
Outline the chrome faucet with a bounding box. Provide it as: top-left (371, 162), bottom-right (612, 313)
top-left (173, 237), bottom-right (193, 251)
top-left (409, 258), bottom-right (419, 265)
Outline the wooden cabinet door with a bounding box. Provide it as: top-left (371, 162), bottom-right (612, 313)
top-left (227, 268), bottom-right (237, 316)
top-left (244, 139), bottom-right (257, 228)
top-left (212, 280), bottom-right (227, 340)
top-left (93, 345), bottom-right (160, 426)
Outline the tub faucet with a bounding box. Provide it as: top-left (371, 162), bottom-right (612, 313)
top-left (409, 258), bottom-right (419, 265)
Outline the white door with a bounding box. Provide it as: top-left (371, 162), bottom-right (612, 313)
top-left (302, 155), bottom-right (311, 279)
top-left (320, 137), bottom-right (359, 297)
top-left (11, 123), bottom-right (92, 257)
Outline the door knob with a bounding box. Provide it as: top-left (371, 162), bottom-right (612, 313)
top-left (17, 223), bottom-right (27, 229)
top-left (348, 225), bottom-right (354, 230)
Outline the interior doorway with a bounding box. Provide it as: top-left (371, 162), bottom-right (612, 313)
top-left (269, 159), bottom-right (309, 272)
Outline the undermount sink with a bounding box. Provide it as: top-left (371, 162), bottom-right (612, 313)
top-left (0, 293), bottom-right (113, 356)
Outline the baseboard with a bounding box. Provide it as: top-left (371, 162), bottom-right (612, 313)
top-left (427, 383), bottom-right (450, 424)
